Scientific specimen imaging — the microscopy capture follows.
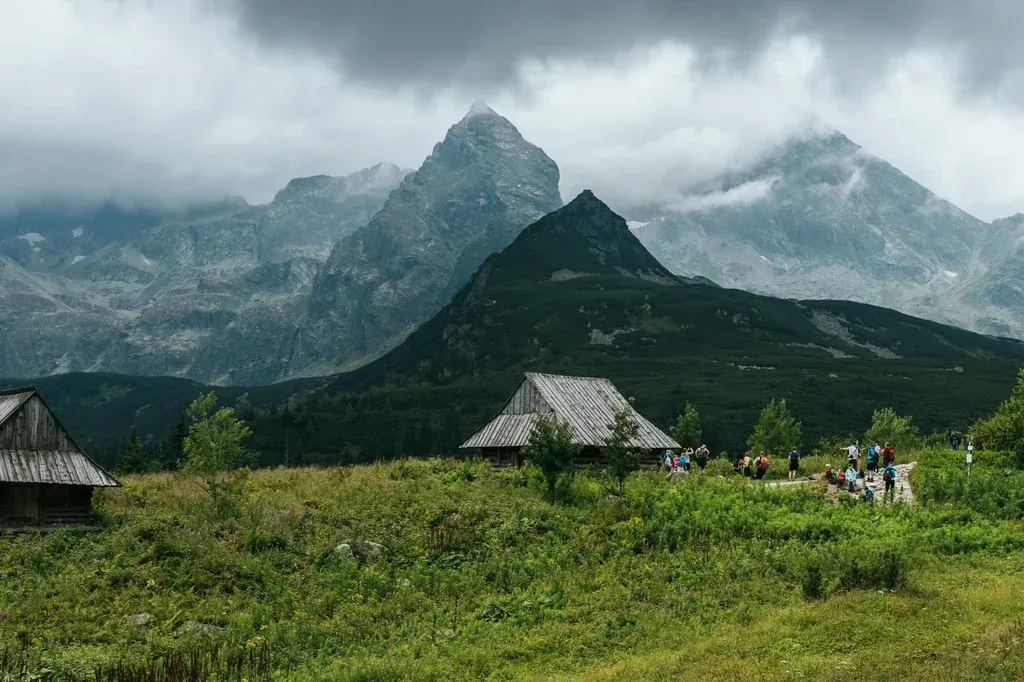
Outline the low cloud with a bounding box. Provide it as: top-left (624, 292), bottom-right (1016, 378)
top-left (0, 1), bottom-right (1022, 222)
top-left (666, 177), bottom-right (781, 214)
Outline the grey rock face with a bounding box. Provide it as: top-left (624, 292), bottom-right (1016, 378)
top-left (959, 213), bottom-right (1024, 336)
top-left (295, 101), bottom-right (563, 373)
top-left (631, 127), bottom-right (1024, 339)
top-left (0, 102), bottom-right (562, 386)
top-left (0, 165), bottom-right (405, 385)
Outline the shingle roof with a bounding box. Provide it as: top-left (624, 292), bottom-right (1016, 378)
top-left (461, 414), bottom-right (540, 449)
top-left (0, 449), bottom-right (121, 487)
top-left (461, 372), bottom-right (679, 450)
top-left (0, 386), bottom-right (121, 488)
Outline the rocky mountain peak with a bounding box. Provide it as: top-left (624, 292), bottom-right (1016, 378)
top-left (463, 98), bottom-right (496, 119)
top-left (301, 106), bottom-right (563, 375)
top-left (272, 163), bottom-right (406, 204)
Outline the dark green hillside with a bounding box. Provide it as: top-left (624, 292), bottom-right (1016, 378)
top-left (343, 191), bottom-right (1024, 388)
top-left (0, 372), bottom-right (325, 446)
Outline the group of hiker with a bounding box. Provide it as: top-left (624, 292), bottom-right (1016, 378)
top-left (823, 439), bottom-right (900, 502)
top-left (732, 451), bottom-right (775, 479)
top-left (662, 438), bottom-right (903, 503)
top-left (663, 445), bottom-right (711, 475)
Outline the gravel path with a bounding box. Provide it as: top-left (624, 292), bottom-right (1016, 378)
top-left (859, 462), bottom-right (916, 504)
top-left (767, 462), bottom-right (917, 504)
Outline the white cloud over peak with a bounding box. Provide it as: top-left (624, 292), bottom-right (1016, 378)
top-left (0, 1), bottom-right (1021, 221)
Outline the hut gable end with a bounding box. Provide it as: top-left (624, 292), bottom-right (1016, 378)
top-left (460, 372), bottom-right (680, 453)
top-left (0, 394), bottom-right (78, 451)
top-left (501, 378), bottom-right (551, 416)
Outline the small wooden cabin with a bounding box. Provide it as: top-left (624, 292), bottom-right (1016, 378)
top-left (0, 387), bottom-right (120, 529)
top-left (460, 372), bottom-right (679, 467)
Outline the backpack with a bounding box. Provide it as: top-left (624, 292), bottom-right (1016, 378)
top-left (838, 471), bottom-right (846, 485)
top-left (883, 468), bottom-right (894, 483)
top-left (760, 457), bottom-right (770, 470)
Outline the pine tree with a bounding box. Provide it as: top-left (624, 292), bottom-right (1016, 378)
top-left (117, 427), bottom-right (146, 474)
top-left (671, 403), bottom-right (703, 449)
top-left (170, 413), bottom-right (188, 466)
top-left (604, 404), bottom-right (641, 494)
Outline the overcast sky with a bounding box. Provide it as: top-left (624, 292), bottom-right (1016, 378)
top-left (2, 0), bottom-right (1023, 220)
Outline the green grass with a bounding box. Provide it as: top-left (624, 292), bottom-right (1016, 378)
top-left (1, 450), bottom-right (1023, 680)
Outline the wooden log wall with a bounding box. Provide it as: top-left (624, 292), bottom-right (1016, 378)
top-left (42, 485), bottom-right (94, 525)
top-left (0, 395), bottom-right (77, 451)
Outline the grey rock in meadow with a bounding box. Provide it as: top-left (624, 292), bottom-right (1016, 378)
top-left (335, 539), bottom-right (385, 564)
top-left (176, 620), bottom-right (226, 636)
top-left (125, 613), bottom-right (155, 627)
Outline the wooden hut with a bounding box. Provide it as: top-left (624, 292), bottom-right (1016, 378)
top-left (460, 372), bottom-right (679, 467)
top-left (0, 387), bottom-right (120, 528)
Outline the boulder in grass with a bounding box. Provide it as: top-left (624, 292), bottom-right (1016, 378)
top-left (176, 621), bottom-right (226, 636)
top-left (335, 540), bottom-right (385, 564)
top-left (126, 613), bottom-right (155, 627)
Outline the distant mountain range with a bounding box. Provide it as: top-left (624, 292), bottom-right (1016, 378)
top-left (12, 191), bottom-right (1023, 458)
top-left (0, 105), bottom-right (1022, 392)
top-left (629, 126), bottom-right (1024, 339)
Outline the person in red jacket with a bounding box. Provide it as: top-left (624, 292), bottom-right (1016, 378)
top-left (881, 442), bottom-right (896, 467)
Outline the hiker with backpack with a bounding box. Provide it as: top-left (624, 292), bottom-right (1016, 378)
top-left (841, 440), bottom-right (861, 469)
top-left (881, 442), bottom-right (896, 467)
top-left (742, 451), bottom-right (754, 478)
top-left (754, 451), bottom-right (770, 480)
top-left (863, 487), bottom-right (875, 503)
top-left (882, 463), bottom-right (897, 502)
top-left (866, 441), bottom-right (880, 482)
top-left (681, 447), bottom-right (693, 472)
top-left (787, 446), bottom-right (801, 480)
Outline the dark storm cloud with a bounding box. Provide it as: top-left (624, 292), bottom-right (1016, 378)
top-left (229, 0), bottom-right (1024, 93)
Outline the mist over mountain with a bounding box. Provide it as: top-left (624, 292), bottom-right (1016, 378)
top-left (0, 103), bottom-right (563, 386)
top-left (630, 127), bottom-right (1024, 339)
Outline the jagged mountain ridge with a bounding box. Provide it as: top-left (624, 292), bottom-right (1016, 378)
top-left (8, 190), bottom-right (1024, 451)
top-left (961, 213), bottom-right (1024, 335)
top-left (0, 102), bottom-right (565, 386)
top-left (292, 100), bottom-right (563, 377)
top-left (631, 126), bottom-right (1023, 338)
top-left (0, 163), bottom-right (410, 384)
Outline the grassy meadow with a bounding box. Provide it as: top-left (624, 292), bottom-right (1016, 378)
top-left (1, 449), bottom-right (1024, 680)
